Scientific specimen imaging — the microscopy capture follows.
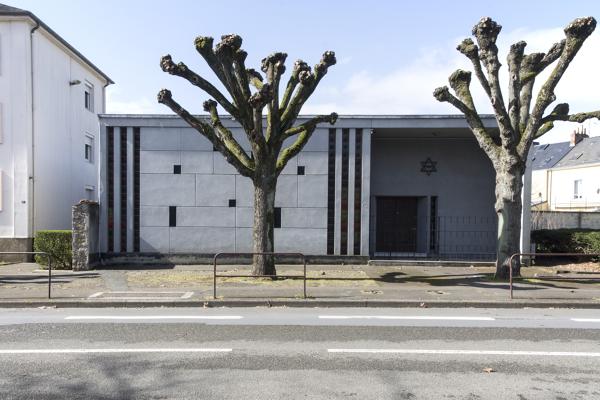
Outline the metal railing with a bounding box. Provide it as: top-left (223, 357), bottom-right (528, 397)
top-left (371, 215), bottom-right (497, 261)
top-left (508, 252), bottom-right (600, 299)
top-left (213, 252), bottom-right (306, 299)
top-left (0, 252), bottom-right (53, 299)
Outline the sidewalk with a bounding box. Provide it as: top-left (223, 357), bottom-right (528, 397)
top-left (1, 262), bottom-right (600, 308)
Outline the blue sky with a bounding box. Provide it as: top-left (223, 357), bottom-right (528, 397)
top-left (6, 0), bottom-right (600, 143)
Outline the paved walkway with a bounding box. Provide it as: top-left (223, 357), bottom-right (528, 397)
top-left (1, 262), bottom-right (599, 307)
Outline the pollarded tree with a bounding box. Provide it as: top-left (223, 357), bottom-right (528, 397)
top-left (434, 17), bottom-right (600, 279)
top-left (158, 35), bottom-right (337, 275)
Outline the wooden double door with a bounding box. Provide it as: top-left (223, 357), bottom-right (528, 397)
top-left (375, 197), bottom-right (418, 253)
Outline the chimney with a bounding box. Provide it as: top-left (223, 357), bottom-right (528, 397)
top-left (570, 127), bottom-right (588, 146)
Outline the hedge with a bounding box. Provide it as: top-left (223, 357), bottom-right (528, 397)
top-left (531, 229), bottom-right (600, 255)
top-left (33, 230), bottom-right (72, 270)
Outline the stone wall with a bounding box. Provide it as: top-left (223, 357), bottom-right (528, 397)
top-left (531, 211), bottom-right (600, 230)
top-left (72, 200), bottom-right (99, 270)
top-left (0, 238), bottom-right (33, 262)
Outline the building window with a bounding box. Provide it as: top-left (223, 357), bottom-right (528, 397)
top-left (84, 82), bottom-right (94, 112)
top-left (574, 179), bottom-right (583, 199)
top-left (84, 135), bottom-right (94, 163)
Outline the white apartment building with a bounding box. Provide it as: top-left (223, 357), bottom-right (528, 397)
top-left (0, 3), bottom-right (112, 254)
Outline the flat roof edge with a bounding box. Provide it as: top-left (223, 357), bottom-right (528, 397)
top-left (99, 113), bottom-right (497, 120)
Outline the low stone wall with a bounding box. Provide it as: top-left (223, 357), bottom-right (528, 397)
top-left (72, 201), bottom-right (99, 271)
top-left (97, 253), bottom-right (369, 267)
top-left (532, 211), bottom-right (600, 230)
top-left (0, 238), bottom-right (33, 262)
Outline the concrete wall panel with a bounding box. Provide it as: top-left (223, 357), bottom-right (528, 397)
top-left (177, 206), bottom-right (235, 227)
top-left (180, 128), bottom-right (212, 151)
top-left (275, 228), bottom-right (327, 254)
top-left (141, 174), bottom-right (195, 206)
top-left (141, 127), bottom-right (180, 150)
top-left (196, 175), bottom-right (235, 206)
top-left (140, 151), bottom-right (180, 173)
top-left (140, 227), bottom-right (170, 252)
top-left (181, 151), bottom-right (213, 174)
top-left (170, 227), bottom-right (235, 253)
top-left (141, 206), bottom-right (169, 227)
top-left (298, 175), bottom-right (328, 207)
top-left (282, 207), bottom-right (327, 229)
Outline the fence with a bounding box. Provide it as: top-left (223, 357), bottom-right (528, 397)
top-left (371, 215), bottom-right (497, 261)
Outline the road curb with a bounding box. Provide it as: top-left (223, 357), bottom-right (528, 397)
top-left (1, 299), bottom-right (600, 309)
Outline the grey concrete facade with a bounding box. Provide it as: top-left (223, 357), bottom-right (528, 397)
top-left (98, 115), bottom-right (499, 260)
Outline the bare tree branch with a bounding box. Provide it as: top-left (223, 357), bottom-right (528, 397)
top-left (280, 60), bottom-right (310, 112)
top-left (507, 41), bottom-right (526, 134)
top-left (261, 52), bottom-right (288, 142)
top-left (524, 17), bottom-right (597, 149)
top-left (276, 114), bottom-right (337, 174)
top-left (283, 113), bottom-right (338, 140)
top-left (535, 107), bottom-right (600, 140)
top-left (434, 85), bottom-right (499, 160)
top-left (472, 17), bottom-right (513, 144)
top-left (518, 41), bottom-right (565, 127)
top-left (202, 99), bottom-right (254, 169)
top-left (457, 38), bottom-right (491, 97)
top-left (160, 55), bottom-right (239, 119)
top-left (280, 51), bottom-right (336, 131)
top-left (157, 89), bottom-right (253, 177)
top-left (246, 69), bottom-right (264, 90)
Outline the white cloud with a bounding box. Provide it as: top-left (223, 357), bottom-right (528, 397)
top-left (105, 87), bottom-right (163, 114)
top-left (303, 23), bottom-right (600, 143)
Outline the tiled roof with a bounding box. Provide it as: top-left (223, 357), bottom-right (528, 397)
top-left (554, 136), bottom-right (600, 168)
top-left (530, 141), bottom-right (572, 170)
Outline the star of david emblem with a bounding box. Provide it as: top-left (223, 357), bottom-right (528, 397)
top-left (420, 158), bottom-right (437, 176)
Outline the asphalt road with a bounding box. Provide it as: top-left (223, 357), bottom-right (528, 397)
top-left (1, 308), bottom-right (600, 399)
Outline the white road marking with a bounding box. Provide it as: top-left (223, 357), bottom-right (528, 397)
top-left (328, 349), bottom-right (600, 357)
top-left (0, 348), bottom-right (232, 355)
top-left (572, 318), bottom-right (600, 323)
top-left (86, 291), bottom-right (194, 300)
top-left (64, 315), bottom-right (243, 320)
top-left (319, 316), bottom-right (495, 321)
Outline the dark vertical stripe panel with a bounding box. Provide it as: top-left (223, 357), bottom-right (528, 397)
top-left (120, 127), bottom-right (128, 252)
top-left (340, 128), bottom-right (349, 255)
top-left (169, 206), bottom-right (177, 227)
top-left (133, 127), bottom-right (140, 252)
top-left (326, 129), bottom-right (336, 255)
top-left (107, 127), bottom-right (114, 252)
top-left (353, 129), bottom-right (363, 255)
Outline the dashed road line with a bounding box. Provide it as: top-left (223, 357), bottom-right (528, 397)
top-left (64, 315), bottom-right (243, 320)
top-left (327, 349), bottom-right (600, 357)
top-left (319, 316), bottom-right (495, 321)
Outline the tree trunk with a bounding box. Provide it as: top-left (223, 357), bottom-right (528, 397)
top-left (251, 175), bottom-right (277, 276)
top-left (494, 164), bottom-right (524, 279)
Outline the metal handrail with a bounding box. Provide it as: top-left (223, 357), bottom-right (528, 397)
top-left (0, 251), bottom-right (53, 298)
top-left (213, 252), bottom-right (307, 299)
top-left (508, 252), bottom-right (600, 299)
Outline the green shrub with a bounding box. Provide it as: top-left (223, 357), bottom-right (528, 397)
top-left (531, 229), bottom-right (600, 255)
top-left (34, 230), bottom-right (72, 270)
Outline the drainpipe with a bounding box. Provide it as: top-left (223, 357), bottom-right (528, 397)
top-left (29, 21), bottom-right (40, 240)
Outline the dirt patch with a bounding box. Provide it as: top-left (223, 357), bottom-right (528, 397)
top-left (127, 269), bottom-right (377, 288)
top-left (529, 261), bottom-right (600, 274)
